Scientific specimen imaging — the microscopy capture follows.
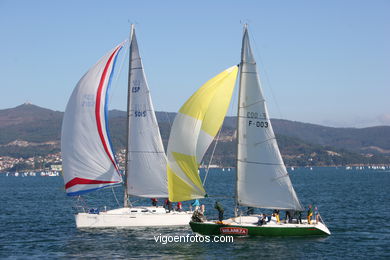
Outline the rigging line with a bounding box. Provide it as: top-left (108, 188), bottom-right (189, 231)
top-left (164, 111), bottom-right (172, 128)
top-left (128, 199), bottom-right (140, 205)
top-left (272, 173), bottom-right (290, 181)
top-left (114, 41), bottom-right (129, 84)
top-left (75, 195), bottom-right (87, 213)
top-left (238, 99), bottom-right (266, 109)
top-left (202, 127), bottom-right (222, 186)
top-left (206, 195), bottom-right (235, 199)
top-left (228, 68), bottom-right (239, 117)
top-left (128, 150), bottom-right (165, 153)
top-left (129, 109), bottom-right (156, 112)
top-left (203, 75), bottom-right (238, 186)
top-left (111, 187), bottom-right (121, 207)
top-left (318, 212), bottom-right (328, 227)
top-left (109, 41), bottom-right (129, 101)
top-left (237, 159), bottom-right (284, 166)
top-left (250, 29), bottom-right (284, 120)
top-left (253, 137), bottom-right (277, 147)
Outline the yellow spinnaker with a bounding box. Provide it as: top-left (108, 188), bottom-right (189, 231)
top-left (167, 66), bottom-right (238, 202)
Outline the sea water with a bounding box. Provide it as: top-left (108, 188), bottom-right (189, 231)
top-left (0, 167), bottom-right (389, 259)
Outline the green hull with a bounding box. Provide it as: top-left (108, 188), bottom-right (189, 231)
top-left (190, 221), bottom-right (330, 237)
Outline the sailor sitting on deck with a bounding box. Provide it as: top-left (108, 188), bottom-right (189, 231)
top-left (258, 213), bottom-right (269, 226)
top-left (247, 207), bottom-right (255, 215)
top-left (164, 199), bottom-right (173, 212)
top-left (285, 210), bottom-right (293, 223)
top-left (176, 201), bottom-right (183, 212)
top-left (272, 210), bottom-right (280, 224)
top-left (191, 206), bottom-right (206, 222)
top-left (294, 211), bottom-right (303, 224)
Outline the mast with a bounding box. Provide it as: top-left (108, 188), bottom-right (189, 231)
top-left (235, 25), bottom-right (303, 211)
top-left (124, 24), bottom-right (135, 207)
top-left (234, 24), bottom-right (247, 217)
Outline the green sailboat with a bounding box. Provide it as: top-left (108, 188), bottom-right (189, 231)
top-left (167, 25), bottom-right (330, 236)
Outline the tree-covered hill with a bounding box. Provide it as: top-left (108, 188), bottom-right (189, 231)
top-left (0, 104), bottom-right (389, 165)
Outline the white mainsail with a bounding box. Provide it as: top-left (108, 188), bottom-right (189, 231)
top-left (126, 28), bottom-right (168, 198)
top-left (61, 43), bottom-right (124, 195)
top-left (236, 26), bottom-right (303, 210)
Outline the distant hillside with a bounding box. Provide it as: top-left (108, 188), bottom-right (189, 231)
top-left (272, 119), bottom-right (390, 155)
top-left (0, 104), bottom-right (62, 144)
top-left (0, 104), bottom-right (389, 165)
top-left (216, 117), bottom-right (390, 155)
top-left (0, 103), bottom-right (62, 128)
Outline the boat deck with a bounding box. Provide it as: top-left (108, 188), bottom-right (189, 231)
top-left (216, 215), bottom-right (320, 227)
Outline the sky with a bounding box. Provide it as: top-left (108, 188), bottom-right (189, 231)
top-left (0, 0), bottom-right (389, 128)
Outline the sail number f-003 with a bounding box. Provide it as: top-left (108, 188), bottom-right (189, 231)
top-left (248, 120), bottom-right (268, 128)
top-left (247, 111), bottom-right (268, 128)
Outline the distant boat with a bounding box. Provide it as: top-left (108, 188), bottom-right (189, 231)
top-left (47, 171), bottom-right (59, 177)
top-left (61, 25), bottom-right (192, 228)
top-left (167, 24), bottom-right (330, 236)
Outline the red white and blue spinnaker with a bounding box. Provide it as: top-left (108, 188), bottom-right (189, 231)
top-left (61, 43), bottom-right (125, 196)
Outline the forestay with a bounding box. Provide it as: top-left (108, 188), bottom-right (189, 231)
top-left (61, 43), bottom-right (124, 196)
top-left (236, 26), bottom-right (303, 210)
top-left (126, 29), bottom-right (168, 198)
top-left (167, 66), bottom-right (238, 202)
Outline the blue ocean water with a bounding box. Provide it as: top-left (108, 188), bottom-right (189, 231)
top-left (0, 167), bottom-right (389, 259)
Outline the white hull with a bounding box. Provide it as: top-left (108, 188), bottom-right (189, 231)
top-left (75, 206), bottom-right (192, 228)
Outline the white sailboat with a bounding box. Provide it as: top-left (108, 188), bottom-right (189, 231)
top-left (167, 25), bottom-right (330, 236)
top-left (61, 25), bottom-right (192, 228)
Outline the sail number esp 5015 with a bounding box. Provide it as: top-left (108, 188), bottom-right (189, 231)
top-left (247, 111), bottom-right (269, 128)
